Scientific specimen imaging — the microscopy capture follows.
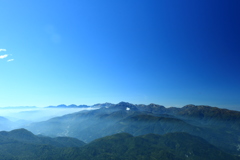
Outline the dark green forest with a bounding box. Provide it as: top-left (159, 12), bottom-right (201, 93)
top-left (0, 129), bottom-right (239, 160)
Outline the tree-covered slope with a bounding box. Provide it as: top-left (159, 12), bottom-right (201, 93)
top-left (0, 129), bottom-right (239, 160)
top-left (0, 128), bottom-right (85, 148)
top-left (62, 132), bottom-right (239, 160)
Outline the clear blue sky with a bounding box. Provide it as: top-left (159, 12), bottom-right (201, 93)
top-left (0, 0), bottom-right (240, 110)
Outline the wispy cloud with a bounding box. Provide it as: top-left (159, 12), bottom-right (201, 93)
top-left (0, 54), bottom-right (8, 59)
top-left (7, 59), bottom-right (14, 62)
top-left (0, 49), bottom-right (14, 62)
top-left (0, 49), bottom-right (7, 52)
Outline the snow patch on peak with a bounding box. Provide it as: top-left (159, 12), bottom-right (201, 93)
top-left (126, 107), bottom-right (130, 111)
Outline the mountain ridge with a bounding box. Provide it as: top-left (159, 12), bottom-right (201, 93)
top-left (26, 102), bottom-right (240, 155)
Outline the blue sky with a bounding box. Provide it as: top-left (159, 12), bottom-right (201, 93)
top-left (0, 0), bottom-right (240, 110)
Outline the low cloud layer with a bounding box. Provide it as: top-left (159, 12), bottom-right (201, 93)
top-left (0, 107), bottom-right (97, 122)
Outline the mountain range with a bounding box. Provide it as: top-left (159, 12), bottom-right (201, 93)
top-left (45, 103), bottom-right (114, 108)
top-left (25, 102), bottom-right (240, 156)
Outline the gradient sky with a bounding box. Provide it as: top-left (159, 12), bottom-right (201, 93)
top-left (0, 0), bottom-right (240, 110)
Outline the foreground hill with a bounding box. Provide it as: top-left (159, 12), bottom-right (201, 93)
top-left (0, 128), bottom-right (85, 148)
top-left (0, 129), bottom-right (238, 160)
top-left (0, 129), bottom-right (85, 160)
top-left (71, 132), bottom-right (239, 160)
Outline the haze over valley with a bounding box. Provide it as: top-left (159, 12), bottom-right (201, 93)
top-left (0, 105), bottom-right (97, 122)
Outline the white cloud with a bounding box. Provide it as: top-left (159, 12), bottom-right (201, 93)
top-left (0, 49), bottom-right (7, 52)
top-left (0, 49), bottom-right (14, 62)
top-left (0, 54), bottom-right (8, 59)
top-left (7, 59), bottom-right (14, 62)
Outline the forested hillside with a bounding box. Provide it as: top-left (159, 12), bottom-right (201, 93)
top-left (0, 129), bottom-right (238, 160)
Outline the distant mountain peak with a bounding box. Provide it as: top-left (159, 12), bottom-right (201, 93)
top-left (92, 102), bottom-right (114, 108)
top-left (114, 102), bottom-right (138, 111)
top-left (0, 116), bottom-right (9, 121)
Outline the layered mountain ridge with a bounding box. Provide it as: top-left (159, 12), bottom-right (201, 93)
top-left (26, 102), bottom-right (240, 156)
